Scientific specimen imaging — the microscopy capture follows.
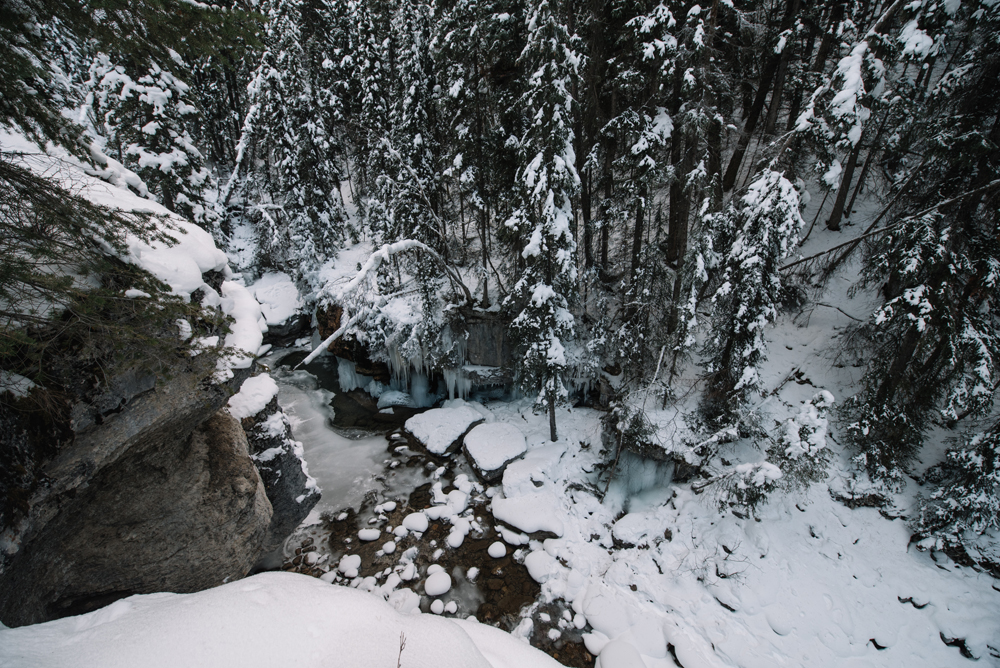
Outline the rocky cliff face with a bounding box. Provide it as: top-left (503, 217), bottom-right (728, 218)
top-left (0, 362), bottom-right (316, 628)
top-left (240, 395), bottom-right (320, 556)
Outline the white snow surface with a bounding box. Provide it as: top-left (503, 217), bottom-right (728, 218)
top-left (405, 404), bottom-right (484, 454)
top-left (464, 422), bottom-right (527, 472)
top-left (249, 272), bottom-right (303, 325)
top-left (0, 572), bottom-right (562, 668)
top-left (227, 374), bottom-right (279, 419)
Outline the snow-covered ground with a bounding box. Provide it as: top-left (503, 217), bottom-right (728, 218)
top-left (3, 128), bottom-right (997, 666)
top-left (0, 572), bottom-right (563, 668)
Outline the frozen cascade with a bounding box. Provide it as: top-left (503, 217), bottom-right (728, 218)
top-left (605, 450), bottom-right (675, 513)
top-left (443, 368), bottom-right (473, 401)
top-left (337, 357), bottom-right (372, 393)
top-left (410, 372), bottom-right (434, 407)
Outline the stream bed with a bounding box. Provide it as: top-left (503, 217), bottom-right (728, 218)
top-left (258, 347), bottom-right (593, 668)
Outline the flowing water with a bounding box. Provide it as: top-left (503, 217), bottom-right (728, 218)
top-left (261, 350), bottom-right (393, 522)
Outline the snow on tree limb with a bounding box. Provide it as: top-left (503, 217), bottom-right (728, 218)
top-left (298, 239), bottom-right (474, 368)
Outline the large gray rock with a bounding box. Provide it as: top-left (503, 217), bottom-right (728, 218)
top-left (240, 396), bottom-right (320, 555)
top-left (0, 365), bottom-right (273, 628)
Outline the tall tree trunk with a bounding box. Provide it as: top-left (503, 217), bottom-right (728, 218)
top-left (785, 17), bottom-right (819, 131)
top-left (722, 0), bottom-right (800, 191)
top-left (582, 169), bottom-right (594, 267)
top-left (764, 36), bottom-right (793, 135)
top-left (826, 135), bottom-right (864, 231)
top-left (629, 184), bottom-right (646, 285)
top-left (548, 389), bottom-right (558, 441)
top-left (845, 112), bottom-right (889, 217)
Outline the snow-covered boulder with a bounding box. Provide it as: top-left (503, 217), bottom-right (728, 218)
top-left (491, 492), bottom-right (565, 538)
top-left (463, 422), bottom-right (527, 482)
top-left (404, 405), bottom-right (484, 455)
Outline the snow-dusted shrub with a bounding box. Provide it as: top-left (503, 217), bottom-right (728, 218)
top-left (768, 391), bottom-right (834, 490)
top-left (913, 421), bottom-right (1000, 554)
top-left (602, 401), bottom-right (657, 462)
top-left (705, 461), bottom-right (783, 515)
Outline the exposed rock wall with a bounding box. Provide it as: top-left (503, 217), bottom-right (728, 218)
top-left (0, 366), bottom-right (276, 628)
top-left (240, 396), bottom-right (320, 555)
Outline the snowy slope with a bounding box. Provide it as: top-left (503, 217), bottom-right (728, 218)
top-left (480, 399), bottom-right (1000, 667)
top-left (1, 130), bottom-right (266, 379)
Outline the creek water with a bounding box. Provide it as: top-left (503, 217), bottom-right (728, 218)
top-left (261, 349), bottom-right (397, 522)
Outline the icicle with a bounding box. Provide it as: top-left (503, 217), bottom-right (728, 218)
top-left (337, 357), bottom-right (372, 393)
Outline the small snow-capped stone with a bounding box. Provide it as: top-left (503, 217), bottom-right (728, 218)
top-left (488, 542), bottom-right (507, 558)
top-left (382, 541), bottom-right (396, 554)
top-left (427, 564), bottom-right (444, 575)
top-left (402, 513), bottom-right (429, 533)
top-left (393, 526), bottom-right (408, 538)
top-left (444, 601), bottom-right (458, 614)
top-left (338, 554), bottom-right (361, 578)
top-left (430, 599), bottom-right (445, 614)
top-left (374, 501), bottom-right (397, 514)
top-left (425, 571), bottom-right (452, 597)
top-left (358, 529), bottom-right (380, 542)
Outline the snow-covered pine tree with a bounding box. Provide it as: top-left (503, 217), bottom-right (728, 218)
top-left (505, 0), bottom-right (580, 442)
top-left (600, 0), bottom-right (676, 382)
top-left (353, 0), bottom-right (395, 237)
top-left (378, 0), bottom-right (446, 253)
top-left (234, 0), bottom-right (352, 282)
top-left (914, 419), bottom-right (1000, 554)
top-left (87, 54), bottom-right (218, 231)
top-left (844, 0), bottom-right (1000, 487)
top-left (436, 0), bottom-right (521, 307)
top-left (701, 168), bottom-right (803, 423)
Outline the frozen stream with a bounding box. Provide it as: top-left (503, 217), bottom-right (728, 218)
top-left (262, 351), bottom-right (389, 522)
top-left (262, 350), bottom-right (431, 524)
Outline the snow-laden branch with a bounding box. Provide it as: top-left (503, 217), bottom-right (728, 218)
top-left (296, 239), bottom-right (474, 368)
top-left (781, 178), bottom-right (1000, 273)
top-left (297, 308), bottom-right (368, 368)
top-left (338, 239), bottom-right (473, 304)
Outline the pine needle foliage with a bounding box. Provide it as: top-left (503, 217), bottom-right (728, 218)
top-left (0, 153), bottom-right (225, 398)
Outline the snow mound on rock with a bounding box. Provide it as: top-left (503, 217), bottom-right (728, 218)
top-left (405, 405), bottom-right (484, 454)
top-left (464, 422), bottom-right (527, 474)
top-left (491, 492), bottom-right (564, 537)
top-left (0, 572), bottom-right (563, 668)
top-left (228, 374), bottom-right (279, 419)
top-left (249, 272), bottom-right (302, 326)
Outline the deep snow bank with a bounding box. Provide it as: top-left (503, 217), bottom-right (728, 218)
top-left (0, 572), bottom-right (562, 668)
